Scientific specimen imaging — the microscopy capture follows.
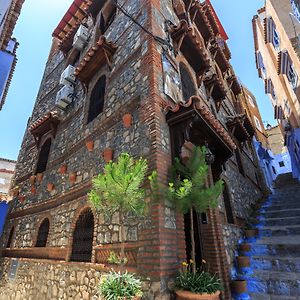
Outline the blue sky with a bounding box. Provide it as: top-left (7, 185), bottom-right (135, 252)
top-left (0, 0), bottom-right (274, 161)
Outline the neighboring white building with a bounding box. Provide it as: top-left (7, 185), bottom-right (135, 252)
top-left (0, 158), bottom-right (15, 201)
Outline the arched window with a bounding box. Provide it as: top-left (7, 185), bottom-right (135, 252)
top-left (99, 2), bottom-right (117, 34)
top-left (36, 138), bottom-right (52, 174)
top-left (71, 208), bottom-right (94, 262)
top-left (87, 76), bottom-right (106, 123)
top-left (35, 218), bottom-right (50, 247)
top-left (180, 63), bottom-right (197, 102)
top-left (6, 226), bottom-right (14, 248)
top-left (223, 184), bottom-right (234, 224)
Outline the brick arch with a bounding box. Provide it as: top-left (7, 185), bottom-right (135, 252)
top-left (34, 135), bottom-right (54, 174)
top-left (32, 213), bottom-right (52, 247)
top-left (4, 219), bottom-right (18, 249)
top-left (66, 204), bottom-right (97, 263)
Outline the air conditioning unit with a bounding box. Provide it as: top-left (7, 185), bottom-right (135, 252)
top-left (60, 65), bottom-right (76, 86)
top-left (73, 25), bottom-right (89, 51)
top-left (55, 84), bottom-right (74, 110)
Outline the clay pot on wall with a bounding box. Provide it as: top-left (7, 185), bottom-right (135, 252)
top-left (29, 175), bottom-right (36, 184)
top-left (69, 172), bottom-right (77, 184)
top-left (231, 280), bottom-right (247, 295)
top-left (103, 148), bottom-right (113, 163)
top-left (18, 195), bottom-right (25, 203)
top-left (122, 114), bottom-right (133, 128)
top-left (245, 229), bottom-right (258, 239)
top-left (31, 186), bottom-right (36, 194)
top-left (86, 140), bottom-right (94, 152)
top-left (175, 290), bottom-right (220, 300)
top-left (47, 183), bottom-right (54, 192)
top-left (36, 173), bottom-right (43, 183)
top-left (236, 256), bottom-right (251, 269)
top-left (59, 164), bottom-right (67, 175)
top-left (239, 243), bottom-right (251, 253)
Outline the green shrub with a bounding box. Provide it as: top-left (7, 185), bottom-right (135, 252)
top-left (175, 262), bottom-right (222, 294)
top-left (99, 271), bottom-right (143, 300)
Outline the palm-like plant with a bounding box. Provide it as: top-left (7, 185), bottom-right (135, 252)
top-left (89, 153), bottom-right (148, 271)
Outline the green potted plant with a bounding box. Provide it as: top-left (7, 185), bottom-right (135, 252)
top-left (175, 261), bottom-right (222, 300)
top-left (89, 153), bottom-right (147, 299)
top-left (98, 270), bottom-right (143, 300)
top-left (150, 146), bottom-right (223, 299)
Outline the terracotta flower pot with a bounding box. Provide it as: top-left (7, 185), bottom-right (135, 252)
top-left (18, 195), bottom-right (25, 203)
top-left (175, 290), bottom-right (220, 300)
top-left (47, 183), bottom-right (54, 192)
top-left (122, 113), bottom-right (133, 128)
top-left (36, 173), bottom-right (43, 183)
top-left (239, 243), bottom-right (251, 253)
top-left (236, 256), bottom-right (251, 268)
top-left (245, 229), bottom-right (257, 239)
top-left (86, 140), bottom-right (94, 152)
top-left (59, 164), bottom-right (67, 174)
top-left (69, 172), bottom-right (77, 184)
top-left (31, 186), bottom-right (36, 194)
top-left (29, 175), bottom-right (36, 184)
top-left (103, 148), bottom-right (113, 163)
top-left (231, 280), bottom-right (247, 294)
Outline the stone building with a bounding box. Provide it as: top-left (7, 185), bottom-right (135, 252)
top-left (0, 0), bottom-right (24, 110)
top-left (0, 0), bottom-right (263, 299)
top-left (252, 0), bottom-right (300, 180)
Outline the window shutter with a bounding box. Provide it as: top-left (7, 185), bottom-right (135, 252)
top-left (279, 51), bottom-right (290, 75)
top-left (265, 78), bottom-right (273, 94)
top-left (264, 17), bottom-right (274, 43)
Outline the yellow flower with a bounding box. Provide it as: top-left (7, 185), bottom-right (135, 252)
top-left (202, 259), bottom-right (207, 264)
top-left (189, 259), bottom-right (194, 264)
top-left (182, 262), bottom-right (188, 266)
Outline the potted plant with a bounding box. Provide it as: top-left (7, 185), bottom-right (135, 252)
top-left (236, 256), bottom-right (251, 269)
top-left (122, 113), bottom-right (133, 128)
top-left (86, 140), bottom-right (94, 152)
top-left (89, 153), bottom-right (147, 272)
top-left (29, 175), bottom-right (36, 184)
top-left (31, 186), bottom-right (36, 194)
top-left (175, 261), bottom-right (222, 300)
top-left (103, 148), bottom-right (113, 163)
top-left (47, 183), bottom-right (54, 192)
top-left (36, 173), bottom-right (43, 183)
top-left (231, 280), bottom-right (248, 298)
top-left (69, 172), bottom-right (77, 184)
top-left (98, 270), bottom-right (143, 300)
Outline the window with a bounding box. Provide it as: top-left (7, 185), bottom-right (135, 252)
top-left (99, 2), bottom-right (117, 34)
top-left (256, 51), bottom-right (266, 78)
top-left (279, 161), bottom-right (285, 167)
top-left (274, 105), bottom-right (285, 120)
top-left (247, 95), bottom-right (255, 108)
top-left (265, 17), bottom-right (280, 50)
top-left (272, 166), bottom-right (277, 174)
top-left (284, 99), bottom-right (291, 117)
top-left (179, 63), bottom-right (197, 102)
top-left (6, 227), bottom-right (14, 248)
top-left (254, 116), bottom-right (262, 131)
top-left (265, 79), bottom-right (276, 101)
top-left (279, 51), bottom-right (298, 90)
top-left (35, 218), bottom-right (50, 247)
top-left (223, 184), bottom-right (234, 224)
top-left (36, 138), bottom-right (52, 174)
top-left (87, 76), bottom-right (106, 123)
top-left (71, 208), bottom-right (94, 262)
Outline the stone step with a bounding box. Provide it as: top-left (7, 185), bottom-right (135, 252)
top-left (264, 203), bottom-right (300, 211)
top-left (246, 244), bottom-right (300, 258)
top-left (260, 225), bottom-right (300, 237)
top-left (250, 293), bottom-right (299, 300)
top-left (252, 256), bottom-right (300, 273)
top-left (263, 216), bottom-right (300, 227)
top-left (257, 235), bottom-right (300, 245)
top-left (247, 270), bottom-right (300, 296)
top-left (262, 209), bottom-right (300, 219)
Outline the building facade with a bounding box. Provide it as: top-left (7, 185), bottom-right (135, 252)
top-left (0, 0), bottom-right (263, 299)
top-left (253, 0), bottom-right (300, 180)
top-left (0, 0), bottom-right (24, 110)
top-left (0, 158), bottom-right (16, 236)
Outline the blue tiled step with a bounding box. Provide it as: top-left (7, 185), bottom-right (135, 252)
top-left (252, 256), bottom-right (300, 273)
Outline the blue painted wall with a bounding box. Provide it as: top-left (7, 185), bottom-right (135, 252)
top-left (0, 201), bottom-right (8, 237)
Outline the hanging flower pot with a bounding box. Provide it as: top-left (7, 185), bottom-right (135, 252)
top-left (31, 186), bottom-right (36, 194)
top-left (59, 164), bottom-right (67, 174)
top-left (239, 243), bottom-right (251, 253)
top-left (29, 175), bottom-right (36, 184)
top-left (103, 148), bottom-right (113, 163)
top-left (231, 280), bottom-right (248, 295)
top-left (18, 195), bottom-right (25, 203)
top-left (236, 256), bottom-right (251, 269)
top-left (47, 183), bottom-right (54, 192)
top-left (175, 290), bottom-right (220, 300)
top-left (69, 172), bottom-right (77, 184)
top-left (86, 140), bottom-right (94, 152)
top-left (245, 229), bottom-right (257, 239)
top-left (36, 173), bottom-right (43, 183)
top-left (122, 114), bottom-right (133, 128)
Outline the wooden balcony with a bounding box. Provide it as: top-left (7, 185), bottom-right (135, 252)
top-left (226, 115), bottom-right (250, 142)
